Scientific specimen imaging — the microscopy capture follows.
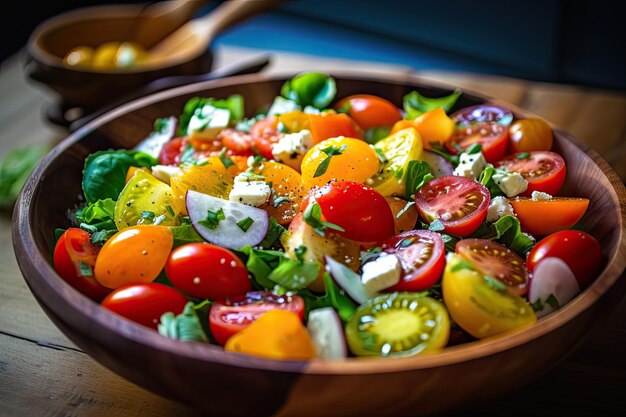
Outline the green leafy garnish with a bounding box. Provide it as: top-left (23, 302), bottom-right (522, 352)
top-left (75, 198), bottom-right (116, 224)
top-left (78, 261), bottom-right (94, 277)
top-left (158, 302), bottom-right (208, 343)
top-left (374, 147), bottom-right (388, 164)
top-left (483, 275), bottom-right (507, 292)
top-left (82, 150), bottom-right (157, 204)
top-left (478, 166), bottom-right (505, 198)
top-left (365, 127), bottom-right (391, 144)
top-left (440, 234), bottom-right (459, 253)
top-left (267, 258), bottom-right (320, 290)
top-left (545, 294), bottom-right (560, 310)
top-left (303, 201), bottom-right (345, 236)
top-left (178, 95), bottom-right (244, 135)
top-left (396, 201), bottom-right (415, 219)
top-left (259, 217), bottom-right (286, 248)
top-left (236, 217), bottom-right (254, 232)
top-left (403, 88), bottom-right (462, 120)
top-left (153, 118), bottom-right (170, 133)
top-left (313, 144), bottom-right (347, 178)
top-left (236, 246), bottom-right (286, 289)
top-left (466, 143), bottom-right (482, 154)
top-left (491, 215), bottom-right (535, 256)
top-left (427, 143), bottom-right (460, 166)
top-left (272, 196), bottom-right (290, 208)
top-left (281, 72), bottom-right (336, 109)
top-left (451, 259), bottom-right (475, 272)
top-left (198, 208), bottom-right (225, 230)
top-left (428, 219), bottom-right (445, 232)
top-left (0, 144), bottom-right (50, 211)
top-left (169, 222), bottom-right (204, 248)
top-left (516, 152), bottom-right (531, 160)
top-left (404, 160), bottom-right (434, 199)
top-left (298, 273), bottom-right (357, 322)
top-left (218, 148), bottom-right (235, 169)
top-left (294, 245), bottom-right (307, 262)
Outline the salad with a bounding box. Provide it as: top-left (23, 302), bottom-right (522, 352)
top-left (52, 72), bottom-right (604, 360)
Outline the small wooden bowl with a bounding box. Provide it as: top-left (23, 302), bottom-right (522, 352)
top-left (12, 73), bottom-right (626, 417)
top-left (24, 3), bottom-right (212, 124)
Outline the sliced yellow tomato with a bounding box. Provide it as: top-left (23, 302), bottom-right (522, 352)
top-left (370, 127), bottom-right (422, 196)
top-left (391, 108), bottom-right (455, 150)
top-left (442, 254), bottom-right (536, 339)
top-left (225, 309), bottom-right (315, 360)
top-left (277, 110), bottom-right (310, 133)
top-left (170, 160), bottom-right (234, 214)
top-left (94, 225), bottom-right (173, 289)
top-left (114, 170), bottom-right (182, 230)
top-left (301, 137), bottom-right (379, 188)
top-left (255, 161), bottom-right (305, 225)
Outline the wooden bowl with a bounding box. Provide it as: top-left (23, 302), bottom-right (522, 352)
top-left (12, 73), bottom-right (626, 417)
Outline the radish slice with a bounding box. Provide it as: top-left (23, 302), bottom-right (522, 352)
top-left (186, 190), bottom-right (269, 250)
top-left (134, 116), bottom-right (177, 159)
top-left (528, 257), bottom-right (580, 318)
top-left (307, 307), bottom-right (347, 359)
top-left (325, 255), bottom-right (376, 304)
top-left (422, 150), bottom-right (454, 177)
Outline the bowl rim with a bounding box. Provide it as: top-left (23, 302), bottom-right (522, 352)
top-left (26, 2), bottom-right (208, 74)
top-left (13, 71), bottom-right (626, 375)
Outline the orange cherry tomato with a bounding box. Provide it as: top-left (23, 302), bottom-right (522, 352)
top-left (509, 197), bottom-right (589, 236)
top-left (508, 118), bottom-right (553, 153)
top-left (335, 94), bottom-right (402, 130)
top-left (256, 161), bottom-right (305, 225)
top-left (308, 112), bottom-right (363, 144)
top-left (385, 196), bottom-right (418, 234)
top-left (390, 108), bottom-right (455, 150)
top-left (94, 225), bottom-right (174, 289)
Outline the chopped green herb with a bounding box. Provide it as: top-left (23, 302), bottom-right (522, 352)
top-left (399, 238), bottom-right (414, 248)
top-left (428, 219), bottom-right (445, 232)
top-left (277, 121), bottom-right (289, 133)
top-left (405, 160), bottom-right (434, 199)
top-left (440, 234), bottom-right (459, 252)
top-left (483, 275), bottom-right (507, 292)
top-left (165, 205), bottom-right (176, 217)
top-left (153, 118), bottom-right (170, 133)
top-left (365, 126), bottom-right (391, 144)
top-left (272, 196), bottom-right (290, 208)
top-left (466, 143), bottom-right (482, 154)
top-left (78, 261), bottom-right (93, 277)
top-left (336, 101), bottom-right (351, 114)
top-left (218, 148), bottom-right (235, 169)
top-left (239, 171), bottom-right (266, 181)
top-left (236, 217), bottom-right (254, 232)
top-left (530, 298), bottom-right (544, 312)
top-left (259, 217), bottom-right (286, 248)
top-left (545, 294), bottom-right (560, 310)
top-left (268, 259), bottom-right (320, 290)
top-left (141, 211), bottom-right (156, 221)
top-left (516, 152), bottom-right (531, 160)
top-left (451, 259), bottom-right (475, 272)
top-left (313, 144), bottom-right (348, 178)
top-left (294, 245), bottom-right (307, 262)
top-left (198, 207), bottom-right (225, 229)
top-left (250, 154), bottom-right (266, 168)
top-left (478, 166), bottom-right (505, 198)
top-left (374, 147), bottom-right (388, 164)
top-left (396, 201), bottom-right (415, 219)
top-left (303, 201), bottom-right (345, 236)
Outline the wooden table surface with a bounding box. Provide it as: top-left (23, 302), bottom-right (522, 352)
top-left (1, 46), bottom-right (625, 417)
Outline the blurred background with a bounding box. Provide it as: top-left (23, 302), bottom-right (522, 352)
top-left (3, 0), bottom-right (625, 90)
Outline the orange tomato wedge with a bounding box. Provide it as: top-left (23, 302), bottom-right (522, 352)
top-left (255, 161), bottom-right (305, 225)
top-left (509, 197), bottom-right (589, 236)
top-left (391, 108), bottom-right (455, 149)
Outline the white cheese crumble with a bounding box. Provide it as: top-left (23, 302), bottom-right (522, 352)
top-left (531, 191), bottom-right (553, 201)
top-left (271, 129), bottom-right (313, 171)
top-left (228, 173), bottom-right (271, 207)
top-left (486, 196), bottom-right (515, 222)
top-left (187, 106), bottom-right (231, 140)
top-left (453, 151), bottom-right (487, 179)
top-left (151, 165), bottom-right (182, 185)
top-left (492, 170), bottom-right (528, 197)
top-left (361, 254), bottom-right (402, 293)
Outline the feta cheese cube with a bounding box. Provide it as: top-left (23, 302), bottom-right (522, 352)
top-left (531, 191), bottom-right (553, 201)
top-left (268, 96), bottom-right (301, 116)
top-left (187, 106), bottom-right (231, 140)
top-left (151, 165), bottom-right (182, 185)
top-left (229, 173), bottom-right (271, 207)
top-left (454, 151), bottom-right (487, 179)
top-left (492, 170), bottom-right (528, 197)
top-left (271, 129), bottom-right (314, 171)
top-left (487, 196), bottom-right (515, 222)
top-left (361, 254), bottom-right (402, 293)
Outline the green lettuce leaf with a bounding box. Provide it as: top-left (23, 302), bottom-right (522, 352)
top-left (403, 88), bottom-right (462, 120)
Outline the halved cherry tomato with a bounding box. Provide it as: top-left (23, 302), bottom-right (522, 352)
top-left (442, 253), bottom-right (536, 339)
top-left (165, 243), bottom-right (250, 300)
top-left (101, 283), bottom-right (188, 330)
top-left (218, 128), bottom-right (254, 156)
top-left (450, 104), bottom-right (513, 127)
top-left (53, 228), bottom-right (111, 301)
top-left (170, 160), bottom-right (234, 214)
top-left (335, 94), bottom-right (402, 130)
top-left (456, 239), bottom-right (529, 296)
top-left (250, 116), bottom-right (280, 159)
top-left (414, 176), bottom-right (490, 237)
top-left (209, 291), bottom-right (305, 345)
top-left (302, 181), bottom-right (395, 242)
top-left (385, 196), bottom-right (418, 233)
top-left (509, 197), bottom-right (589, 236)
top-left (496, 151), bottom-right (566, 196)
top-left (380, 230), bottom-right (445, 291)
top-left (94, 225), bottom-right (173, 289)
top-left (159, 137), bottom-right (186, 165)
top-left (526, 230), bottom-right (603, 289)
top-left (446, 122), bottom-right (508, 163)
top-left (508, 118), bottom-right (553, 153)
top-left (255, 161), bottom-right (305, 225)
top-left (308, 112), bottom-right (363, 144)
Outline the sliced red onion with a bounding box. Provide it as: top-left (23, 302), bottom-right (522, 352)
top-left (451, 104), bottom-right (513, 127)
top-left (422, 150), bottom-right (454, 177)
top-left (186, 190), bottom-right (268, 250)
top-left (324, 255), bottom-right (375, 304)
top-left (528, 257), bottom-right (580, 318)
top-left (307, 307), bottom-right (347, 359)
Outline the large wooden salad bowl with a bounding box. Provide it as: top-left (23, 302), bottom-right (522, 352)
top-left (12, 73), bottom-right (626, 416)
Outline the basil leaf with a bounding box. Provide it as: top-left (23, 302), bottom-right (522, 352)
top-left (158, 302), bottom-right (208, 343)
top-left (236, 246), bottom-right (283, 290)
top-left (403, 88), bottom-right (462, 120)
top-left (313, 144), bottom-right (347, 178)
top-left (478, 166), bottom-right (505, 198)
top-left (298, 273), bottom-right (357, 322)
top-left (267, 259), bottom-right (320, 290)
top-left (75, 198), bottom-right (116, 224)
top-left (303, 201), bottom-right (345, 236)
top-left (365, 126), bottom-right (391, 144)
top-left (405, 160), bottom-right (434, 199)
top-left (483, 275), bottom-right (507, 292)
top-left (281, 72), bottom-right (336, 109)
top-left (491, 215), bottom-right (535, 256)
top-left (218, 148), bottom-right (235, 169)
top-left (259, 217), bottom-right (286, 249)
top-left (169, 222), bottom-right (204, 248)
top-left (0, 144), bottom-right (50, 211)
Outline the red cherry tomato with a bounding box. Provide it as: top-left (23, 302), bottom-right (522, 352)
top-left (159, 137), bottom-right (186, 165)
top-left (334, 94), bottom-right (402, 130)
top-left (250, 116), bottom-right (280, 159)
top-left (509, 197), bottom-right (589, 236)
top-left (496, 151), bottom-right (566, 196)
top-left (446, 122), bottom-right (509, 163)
top-left (455, 238), bottom-right (529, 296)
top-left (218, 128), bottom-right (254, 156)
top-left (450, 104), bottom-right (513, 127)
top-left (414, 176), bottom-right (490, 237)
top-left (165, 243), bottom-right (251, 300)
top-left (209, 291), bottom-right (305, 345)
top-left (101, 283), bottom-right (188, 330)
top-left (301, 181), bottom-right (395, 242)
top-left (380, 230), bottom-right (445, 291)
top-left (53, 228), bottom-right (111, 302)
top-left (527, 230), bottom-right (603, 289)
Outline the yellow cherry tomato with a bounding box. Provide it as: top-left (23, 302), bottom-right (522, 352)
top-left (94, 225), bottom-right (173, 289)
top-left (225, 309), bottom-right (316, 360)
top-left (63, 46), bottom-right (94, 68)
top-left (442, 254), bottom-right (536, 339)
top-left (370, 127), bottom-right (422, 196)
top-left (391, 108), bottom-right (455, 150)
top-left (170, 160), bottom-right (234, 214)
top-left (277, 110), bottom-right (310, 133)
top-left (301, 137), bottom-right (379, 188)
top-left (114, 170), bottom-right (182, 230)
top-left (91, 41), bottom-right (122, 70)
top-left (255, 161), bottom-right (305, 225)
